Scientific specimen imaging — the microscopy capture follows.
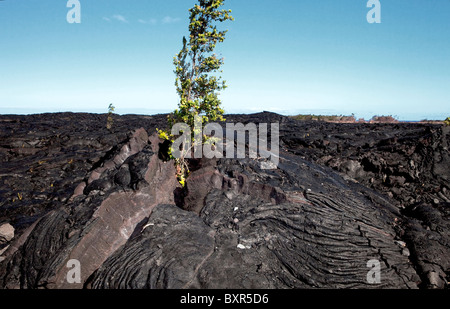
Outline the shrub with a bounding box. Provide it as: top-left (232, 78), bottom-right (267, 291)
top-left (106, 103), bottom-right (115, 130)
top-left (158, 0), bottom-right (233, 186)
top-left (369, 115), bottom-right (399, 123)
top-left (444, 117), bottom-right (450, 126)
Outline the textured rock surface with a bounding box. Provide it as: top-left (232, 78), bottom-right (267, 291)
top-left (0, 112), bottom-right (448, 289)
top-left (278, 118), bottom-right (450, 289)
top-left (0, 223), bottom-right (14, 245)
top-left (0, 126), bottom-right (180, 289)
top-left (90, 154), bottom-right (419, 289)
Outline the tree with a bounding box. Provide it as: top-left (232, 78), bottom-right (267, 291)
top-left (158, 0), bottom-right (233, 186)
top-left (106, 103), bottom-right (115, 130)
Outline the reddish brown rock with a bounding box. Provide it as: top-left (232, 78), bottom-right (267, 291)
top-left (0, 129), bottom-right (179, 289)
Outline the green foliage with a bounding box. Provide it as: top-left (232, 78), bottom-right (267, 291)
top-left (444, 117), bottom-right (450, 126)
top-left (169, 0), bottom-right (233, 131)
top-left (159, 0), bottom-right (233, 186)
top-left (106, 103), bottom-right (115, 130)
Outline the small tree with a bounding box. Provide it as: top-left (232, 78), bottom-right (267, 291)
top-left (106, 103), bottom-right (115, 130)
top-left (159, 0), bottom-right (233, 186)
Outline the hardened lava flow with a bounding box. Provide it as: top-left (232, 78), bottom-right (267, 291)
top-left (0, 112), bottom-right (448, 289)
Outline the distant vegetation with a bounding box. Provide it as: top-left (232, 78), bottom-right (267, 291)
top-left (290, 114), bottom-right (357, 122)
top-left (369, 115), bottom-right (399, 123)
top-left (290, 114), bottom-right (402, 123)
top-left (445, 117), bottom-right (450, 126)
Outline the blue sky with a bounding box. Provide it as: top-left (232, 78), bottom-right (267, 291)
top-left (0, 0), bottom-right (449, 120)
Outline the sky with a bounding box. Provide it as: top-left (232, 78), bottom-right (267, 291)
top-left (0, 0), bottom-right (449, 120)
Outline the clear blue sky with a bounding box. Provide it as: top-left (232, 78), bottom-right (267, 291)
top-left (0, 0), bottom-right (449, 120)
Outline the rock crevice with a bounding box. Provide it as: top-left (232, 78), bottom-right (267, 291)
top-left (0, 112), bottom-right (448, 289)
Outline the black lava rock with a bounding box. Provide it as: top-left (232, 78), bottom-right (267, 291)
top-left (0, 113), bottom-right (448, 289)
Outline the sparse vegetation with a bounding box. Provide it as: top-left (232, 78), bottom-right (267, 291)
top-left (106, 103), bottom-right (115, 130)
top-left (158, 0), bottom-right (233, 186)
top-left (290, 114), bottom-right (405, 124)
top-left (369, 115), bottom-right (399, 123)
top-left (291, 114), bottom-right (356, 122)
top-left (444, 117), bottom-right (450, 126)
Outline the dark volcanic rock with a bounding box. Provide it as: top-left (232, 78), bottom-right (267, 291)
top-left (89, 153), bottom-right (419, 289)
top-left (0, 127), bottom-right (180, 289)
top-left (0, 112), bottom-right (449, 289)
top-left (0, 113), bottom-right (168, 234)
top-left (277, 117), bottom-right (450, 289)
top-left (89, 204), bottom-right (216, 289)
